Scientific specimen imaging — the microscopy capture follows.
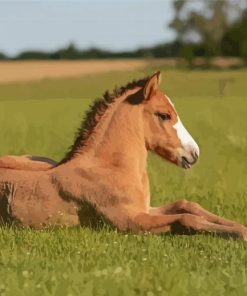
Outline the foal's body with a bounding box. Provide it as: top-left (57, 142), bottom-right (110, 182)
top-left (0, 72), bottom-right (246, 239)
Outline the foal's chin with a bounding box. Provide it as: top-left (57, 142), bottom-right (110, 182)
top-left (167, 158), bottom-right (194, 170)
top-left (166, 158), bottom-right (194, 170)
top-left (153, 147), bottom-right (180, 168)
top-left (177, 159), bottom-right (192, 169)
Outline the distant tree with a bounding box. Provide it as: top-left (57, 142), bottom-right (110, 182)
top-left (16, 51), bottom-right (50, 60)
top-left (187, 0), bottom-right (232, 56)
top-left (169, 0), bottom-right (187, 43)
top-left (0, 52), bottom-right (7, 60)
top-left (222, 9), bottom-right (247, 59)
top-left (51, 43), bottom-right (81, 59)
top-left (169, 0), bottom-right (243, 59)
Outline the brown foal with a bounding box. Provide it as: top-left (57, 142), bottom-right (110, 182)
top-left (0, 72), bottom-right (246, 239)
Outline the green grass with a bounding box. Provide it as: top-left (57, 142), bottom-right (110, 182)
top-left (0, 68), bottom-right (247, 295)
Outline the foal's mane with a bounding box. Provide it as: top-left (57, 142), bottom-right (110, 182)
top-left (60, 75), bottom-right (149, 163)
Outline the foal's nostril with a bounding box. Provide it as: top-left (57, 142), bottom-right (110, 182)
top-left (190, 151), bottom-right (198, 164)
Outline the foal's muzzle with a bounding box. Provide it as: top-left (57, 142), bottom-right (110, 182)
top-left (177, 145), bottom-right (200, 169)
top-left (181, 151), bottom-right (199, 169)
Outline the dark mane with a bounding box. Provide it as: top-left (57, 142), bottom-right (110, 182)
top-left (59, 75), bottom-right (149, 164)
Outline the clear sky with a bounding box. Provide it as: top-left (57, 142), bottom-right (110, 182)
top-left (0, 0), bottom-right (175, 56)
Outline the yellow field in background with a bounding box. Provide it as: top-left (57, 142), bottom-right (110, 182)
top-left (0, 59), bottom-right (149, 83)
top-left (0, 57), bottom-right (243, 84)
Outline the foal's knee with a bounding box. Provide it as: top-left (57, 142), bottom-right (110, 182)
top-left (176, 199), bottom-right (200, 214)
top-left (175, 199), bottom-right (189, 210)
top-left (176, 199), bottom-right (187, 208)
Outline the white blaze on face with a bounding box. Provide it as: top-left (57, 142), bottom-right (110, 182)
top-left (173, 117), bottom-right (200, 156)
top-left (165, 94), bottom-right (199, 166)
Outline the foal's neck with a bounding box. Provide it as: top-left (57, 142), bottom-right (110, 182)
top-left (63, 88), bottom-right (148, 176)
top-left (94, 101), bottom-right (147, 174)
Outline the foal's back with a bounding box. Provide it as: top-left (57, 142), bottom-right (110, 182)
top-left (0, 155), bottom-right (56, 171)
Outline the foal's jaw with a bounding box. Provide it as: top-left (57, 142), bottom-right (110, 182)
top-left (173, 118), bottom-right (200, 169)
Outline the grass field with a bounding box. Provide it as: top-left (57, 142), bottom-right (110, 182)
top-left (0, 65), bottom-right (247, 295)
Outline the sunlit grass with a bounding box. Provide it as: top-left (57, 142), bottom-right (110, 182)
top-left (0, 68), bottom-right (247, 295)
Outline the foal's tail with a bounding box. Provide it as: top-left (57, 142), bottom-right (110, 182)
top-left (0, 155), bottom-right (57, 171)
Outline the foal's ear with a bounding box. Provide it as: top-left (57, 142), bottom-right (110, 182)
top-left (143, 71), bottom-right (161, 100)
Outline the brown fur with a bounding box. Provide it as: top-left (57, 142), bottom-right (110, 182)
top-left (0, 72), bottom-right (246, 239)
top-left (60, 76), bottom-right (149, 163)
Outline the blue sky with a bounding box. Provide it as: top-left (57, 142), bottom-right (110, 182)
top-left (0, 0), bottom-right (175, 56)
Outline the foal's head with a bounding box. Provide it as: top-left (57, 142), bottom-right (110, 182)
top-left (142, 72), bottom-right (199, 169)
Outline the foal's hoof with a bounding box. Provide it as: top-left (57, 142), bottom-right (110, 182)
top-left (240, 234), bottom-right (247, 241)
top-left (238, 227), bottom-right (247, 241)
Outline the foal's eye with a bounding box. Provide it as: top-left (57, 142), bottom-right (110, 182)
top-left (155, 112), bottom-right (171, 121)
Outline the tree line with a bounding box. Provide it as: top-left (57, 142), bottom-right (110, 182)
top-left (0, 43), bottom-right (181, 60)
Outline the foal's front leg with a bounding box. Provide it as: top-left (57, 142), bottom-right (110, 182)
top-left (150, 199), bottom-right (247, 230)
top-left (132, 212), bottom-right (247, 240)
